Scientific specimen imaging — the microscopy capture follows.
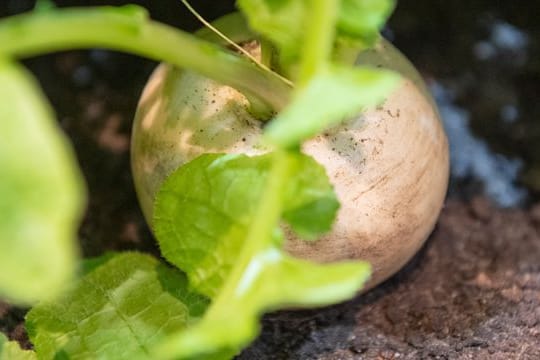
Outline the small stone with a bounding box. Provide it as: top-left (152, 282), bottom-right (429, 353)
top-left (472, 272), bottom-right (495, 289)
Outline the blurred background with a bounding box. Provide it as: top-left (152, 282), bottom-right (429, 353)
top-left (1, 1), bottom-right (539, 359)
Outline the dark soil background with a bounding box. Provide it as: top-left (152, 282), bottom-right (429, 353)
top-left (1, 1), bottom-right (539, 359)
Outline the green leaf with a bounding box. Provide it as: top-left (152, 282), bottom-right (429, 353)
top-left (0, 59), bottom-right (85, 305)
top-left (0, 333), bottom-right (36, 360)
top-left (281, 154), bottom-right (340, 240)
top-left (264, 64), bottom-right (400, 148)
top-left (236, 0), bottom-right (306, 64)
top-left (153, 152), bottom-right (339, 298)
top-left (152, 152), bottom-right (370, 359)
top-left (154, 246), bottom-right (370, 359)
top-left (338, 0), bottom-right (396, 44)
top-left (236, 0), bottom-right (395, 65)
top-left (26, 252), bottom-right (208, 360)
top-left (34, 0), bottom-right (56, 12)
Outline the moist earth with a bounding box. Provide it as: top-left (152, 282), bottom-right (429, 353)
top-left (239, 198), bottom-right (540, 359)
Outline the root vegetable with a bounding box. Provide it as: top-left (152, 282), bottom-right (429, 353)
top-left (131, 39), bottom-right (449, 290)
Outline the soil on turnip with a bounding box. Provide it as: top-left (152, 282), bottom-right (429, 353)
top-left (1, 1), bottom-right (539, 359)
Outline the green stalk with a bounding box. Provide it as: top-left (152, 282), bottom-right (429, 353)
top-left (208, 150), bottom-right (291, 309)
top-left (0, 6), bottom-right (291, 112)
top-left (259, 38), bottom-right (274, 68)
top-left (297, 0), bottom-right (340, 86)
top-left (154, 150), bottom-right (292, 358)
top-left (333, 38), bottom-right (364, 66)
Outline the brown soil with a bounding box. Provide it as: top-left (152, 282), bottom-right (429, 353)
top-left (1, 1), bottom-right (540, 359)
top-left (240, 198), bottom-right (540, 359)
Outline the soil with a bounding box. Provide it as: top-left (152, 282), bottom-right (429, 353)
top-left (240, 199), bottom-right (540, 359)
top-left (1, 1), bottom-right (539, 359)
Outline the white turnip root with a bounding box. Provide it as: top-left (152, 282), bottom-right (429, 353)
top-left (131, 39), bottom-right (449, 290)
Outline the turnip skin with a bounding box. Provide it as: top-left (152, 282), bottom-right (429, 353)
top-left (131, 39), bottom-right (449, 290)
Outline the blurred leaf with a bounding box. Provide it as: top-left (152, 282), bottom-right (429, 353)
top-left (153, 152), bottom-right (339, 297)
top-left (236, 0), bottom-right (396, 64)
top-left (0, 333), bottom-right (36, 360)
top-left (152, 152), bottom-right (369, 359)
top-left (0, 59), bottom-right (85, 305)
top-left (34, 0), bottom-right (56, 12)
top-left (338, 0), bottom-right (396, 45)
top-left (265, 65), bottom-right (400, 148)
top-left (154, 245), bottom-right (370, 359)
top-left (236, 0), bottom-right (306, 64)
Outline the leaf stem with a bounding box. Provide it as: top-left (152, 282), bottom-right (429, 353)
top-left (297, 0), bottom-right (339, 87)
top-left (238, 151), bottom-right (291, 258)
top-left (196, 150), bottom-right (291, 324)
top-left (259, 38), bottom-right (274, 68)
top-left (0, 5), bottom-right (292, 112)
top-left (154, 151), bottom-right (292, 358)
top-left (205, 150), bottom-right (291, 314)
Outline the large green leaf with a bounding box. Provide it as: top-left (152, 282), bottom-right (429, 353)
top-left (154, 248), bottom-right (370, 359)
top-left (0, 59), bottom-right (85, 305)
top-left (0, 333), bottom-right (36, 360)
top-left (26, 252), bottom-right (208, 360)
top-left (153, 153), bottom-right (339, 298)
top-left (152, 152), bottom-right (370, 359)
top-left (338, 0), bottom-right (396, 44)
top-left (264, 64), bottom-right (400, 148)
top-left (236, 0), bottom-right (306, 64)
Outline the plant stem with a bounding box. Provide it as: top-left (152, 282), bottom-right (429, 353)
top-left (237, 151), bottom-right (291, 266)
top-left (155, 151), bottom-right (292, 357)
top-left (0, 5), bottom-right (291, 112)
top-left (259, 38), bottom-right (274, 68)
top-left (297, 0), bottom-right (339, 87)
top-left (205, 150), bottom-right (291, 314)
top-left (333, 38), bottom-right (363, 66)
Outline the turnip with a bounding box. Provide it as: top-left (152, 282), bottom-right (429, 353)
top-left (131, 38), bottom-right (449, 290)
